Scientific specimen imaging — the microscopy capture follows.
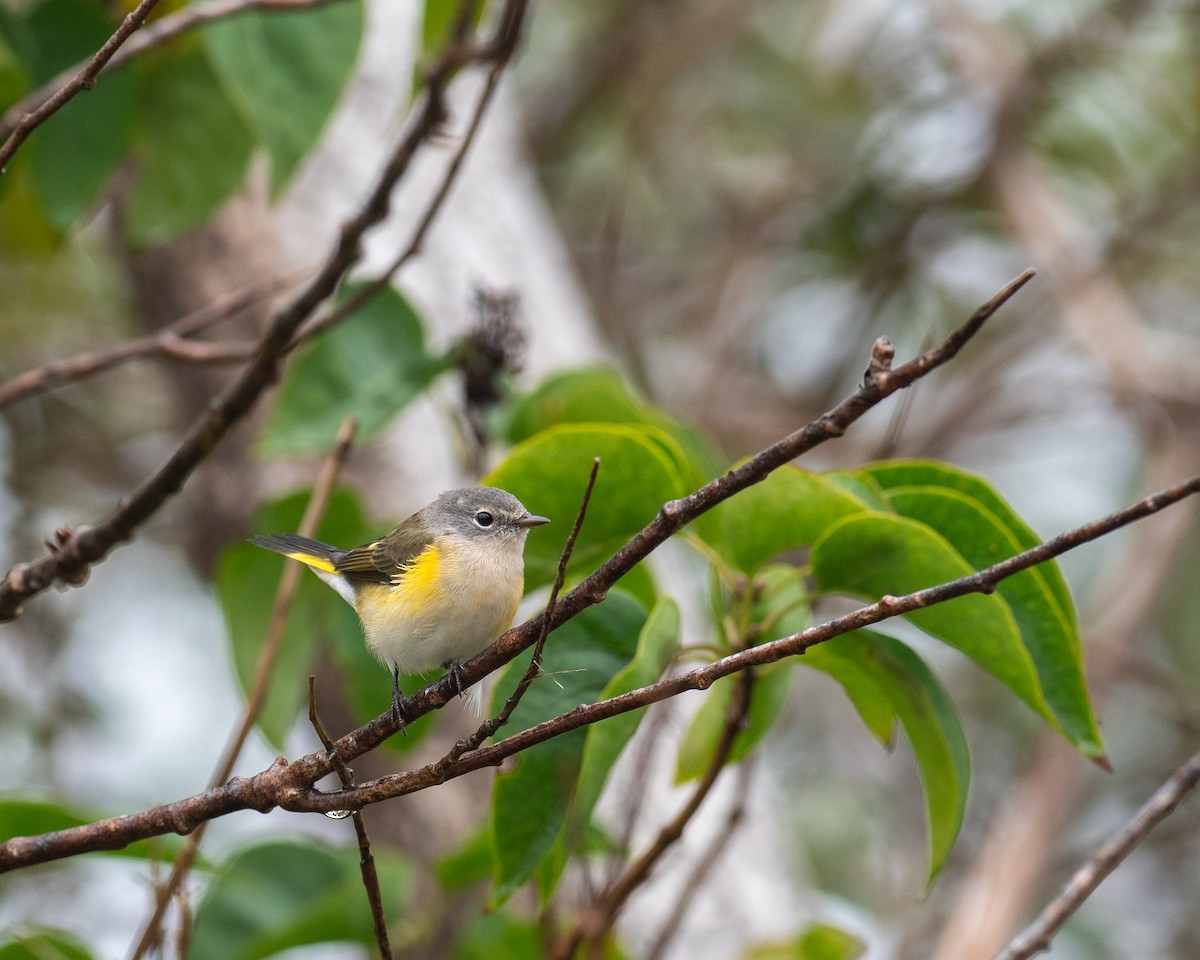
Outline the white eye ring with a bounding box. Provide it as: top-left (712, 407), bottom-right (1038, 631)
top-left (474, 510), bottom-right (495, 528)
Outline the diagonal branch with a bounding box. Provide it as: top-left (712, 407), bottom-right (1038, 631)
top-left (0, 0), bottom-right (530, 624)
top-left (0, 0), bottom-right (348, 148)
top-left (0, 0), bottom-right (163, 172)
top-left (993, 746), bottom-right (1200, 960)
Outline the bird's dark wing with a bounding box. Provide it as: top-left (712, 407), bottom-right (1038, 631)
top-left (373, 514), bottom-right (435, 582)
top-left (329, 540), bottom-right (392, 587)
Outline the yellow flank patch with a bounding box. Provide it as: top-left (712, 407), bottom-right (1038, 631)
top-left (284, 551), bottom-right (337, 574)
top-left (391, 543), bottom-right (444, 608)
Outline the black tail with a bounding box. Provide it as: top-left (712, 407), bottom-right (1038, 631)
top-left (247, 534), bottom-right (338, 565)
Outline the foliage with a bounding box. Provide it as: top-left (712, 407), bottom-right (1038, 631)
top-left (6, 0), bottom-right (1196, 958)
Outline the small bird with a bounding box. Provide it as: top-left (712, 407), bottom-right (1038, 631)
top-left (250, 486), bottom-right (549, 720)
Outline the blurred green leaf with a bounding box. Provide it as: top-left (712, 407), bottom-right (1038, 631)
top-left (28, 61), bottom-right (133, 230)
top-left (489, 592), bottom-right (645, 907)
top-left (0, 33), bottom-right (24, 112)
top-left (697, 465), bottom-right (870, 573)
top-left (126, 43), bottom-right (254, 246)
top-left (261, 285), bottom-right (444, 456)
top-left (0, 929), bottom-right (96, 960)
top-left (219, 489), bottom-right (370, 749)
top-left (484, 423), bottom-right (688, 589)
top-left (203, 0), bottom-right (363, 194)
top-left (743, 921), bottom-right (866, 960)
top-left (189, 839), bottom-right (411, 960)
top-left (811, 512), bottom-right (1051, 727)
top-left (807, 631), bottom-right (969, 880)
top-left (505, 366), bottom-right (662, 442)
top-left (3, 0), bottom-right (132, 229)
top-left (884, 484), bottom-right (1103, 760)
top-left (568, 598), bottom-right (680, 841)
top-left (437, 826), bottom-right (493, 892)
top-left (453, 911), bottom-right (541, 960)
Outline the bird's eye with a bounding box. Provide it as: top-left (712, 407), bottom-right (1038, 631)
top-left (474, 510), bottom-right (495, 528)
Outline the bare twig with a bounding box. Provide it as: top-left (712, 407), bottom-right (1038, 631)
top-left (0, 0), bottom-right (163, 172)
top-left (308, 676), bottom-right (394, 960)
top-left (0, 277), bottom-right (293, 410)
top-left (292, 9), bottom-right (515, 348)
top-left (0, 0), bottom-right (529, 623)
top-left (554, 666), bottom-right (753, 960)
top-left (127, 417), bottom-right (357, 960)
top-left (644, 761), bottom-right (753, 960)
top-left (993, 746), bottom-right (1200, 960)
top-left (0, 0), bottom-right (348, 146)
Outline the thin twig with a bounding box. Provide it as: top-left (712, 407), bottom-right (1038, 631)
top-left (554, 661), bottom-right (753, 960)
top-left (127, 417), bottom-right (357, 960)
top-left (0, 0), bottom-right (348, 146)
top-left (0, 276), bottom-right (294, 410)
top-left (993, 746), bottom-right (1200, 960)
top-left (443, 457), bottom-right (601, 764)
top-left (0, 0), bottom-right (529, 623)
top-left (0, 0), bottom-right (163, 172)
top-left (644, 761), bottom-right (753, 960)
top-left (308, 676), bottom-right (393, 960)
top-left (291, 12), bottom-right (515, 348)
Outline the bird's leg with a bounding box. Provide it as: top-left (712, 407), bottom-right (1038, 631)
top-left (390, 665), bottom-right (409, 736)
top-left (444, 658), bottom-right (468, 699)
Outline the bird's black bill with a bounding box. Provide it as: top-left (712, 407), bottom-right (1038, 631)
top-left (517, 514), bottom-right (551, 528)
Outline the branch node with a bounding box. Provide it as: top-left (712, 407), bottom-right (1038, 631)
top-left (864, 336), bottom-right (895, 385)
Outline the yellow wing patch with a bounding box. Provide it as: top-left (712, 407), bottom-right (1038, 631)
top-left (283, 551), bottom-right (338, 574)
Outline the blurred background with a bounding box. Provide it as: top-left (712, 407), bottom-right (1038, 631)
top-left (2, 0), bottom-right (1200, 957)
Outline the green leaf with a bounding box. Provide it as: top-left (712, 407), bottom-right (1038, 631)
top-left (697, 465), bottom-right (870, 574)
top-left (126, 42), bottom-right (254, 246)
top-left (505, 366), bottom-right (663, 442)
top-left (675, 663), bottom-right (792, 783)
top-left (568, 598), bottom-right (680, 840)
top-left (743, 922), bottom-right (866, 960)
top-left (5, 0), bottom-right (132, 229)
top-left (484, 423), bottom-right (689, 589)
top-left (504, 366), bottom-right (721, 482)
top-left (453, 911), bottom-right (541, 960)
top-left (811, 512), bottom-right (1051, 726)
top-left (261, 285), bottom-right (444, 456)
top-left (0, 33), bottom-right (25, 113)
top-left (203, 0), bottom-right (363, 194)
top-left (489, 593), bottom-right (646, 907)
top-left (807, 631), bottom-right (970, 880)
top-left (218, 490), bottom-right (370, 749)
top-left (863, 459), bottom-right (1074, 626)
top-left (0, 929), bottom-right (96, 960)
top-left (884, 484), bottom-right (1103, 759)
top-left (189, 840), bottom-right (411, 960)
